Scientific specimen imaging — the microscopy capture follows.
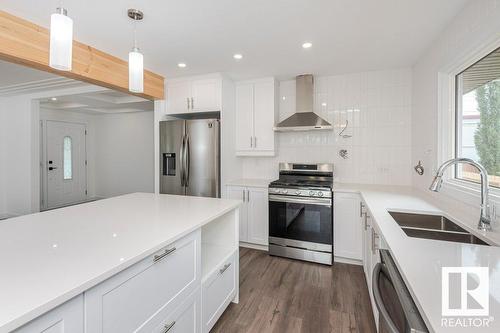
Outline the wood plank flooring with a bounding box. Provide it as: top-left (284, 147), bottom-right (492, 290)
top-left (211, 248), bottom-right (376, 333)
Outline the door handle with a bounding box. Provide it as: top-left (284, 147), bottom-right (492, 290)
top-left (187, 97), bottom-right (190, 110)
top-left (180, 135), bottom-right (186, 187)
top-left (372, 263), bottom-right (400, 333)
top-left (48, 167), bottom-right (58, 171)
top-left (191, 97), bottom-right (194, 109)
top-left (185, 135), bottom-right (190, 187)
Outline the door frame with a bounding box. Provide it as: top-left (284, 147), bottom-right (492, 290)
top-left (40, 120), bottom-right (88, 211)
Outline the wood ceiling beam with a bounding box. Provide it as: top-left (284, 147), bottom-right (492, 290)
top-left (0, 10), bottom-right (164, 100)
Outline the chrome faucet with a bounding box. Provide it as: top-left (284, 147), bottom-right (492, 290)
top-left (429, 158), bottom-right (492, 231)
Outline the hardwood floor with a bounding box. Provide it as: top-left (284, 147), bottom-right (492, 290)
top-left (211, 248), bottom-right (376, 333)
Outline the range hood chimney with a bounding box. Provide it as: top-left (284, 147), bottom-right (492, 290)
top-left (274, 74), bottom-right (333, 132)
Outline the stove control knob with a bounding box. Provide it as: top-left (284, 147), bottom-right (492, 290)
top-left (295, 190), bottom-right (302, 196)
top-left (318, 192), bottom-right (324, 197)
top-left (282, 189), bottom-right (288, 194)
top-left (309, 191), bottom-right (315, 196)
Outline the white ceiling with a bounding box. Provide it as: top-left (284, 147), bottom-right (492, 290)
top-left (39, 90), bottom-right (153, 115)
top-left (2, 0), bottom-right (468, 80)
top-left (0, 60), bottom-right (57, 86)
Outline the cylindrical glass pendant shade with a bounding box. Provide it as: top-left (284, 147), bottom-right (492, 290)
top-left (49, 9), bottom-right (73, 71)
top-left (129, 47), bottom-right (144, 93)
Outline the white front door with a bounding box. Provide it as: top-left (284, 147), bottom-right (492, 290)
top-left (45, 121), bottom-right (87, 209)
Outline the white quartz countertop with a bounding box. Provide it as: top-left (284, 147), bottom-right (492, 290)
top-left (226, 178), bottom-right (272, 188)
top-left (0, 193), bottom-right (240, 333)
top-left (334, 184), bottom-right (500, 332)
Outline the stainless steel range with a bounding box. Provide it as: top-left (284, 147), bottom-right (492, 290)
top-left (268, 163), bottom-right (333, 265)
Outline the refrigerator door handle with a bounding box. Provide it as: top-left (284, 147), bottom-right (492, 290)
top-left (181, 134), bottom-right (187, 187)
top-left (185, 134), bottom-right (191, 187)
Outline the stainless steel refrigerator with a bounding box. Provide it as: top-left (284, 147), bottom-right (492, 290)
top-left (159, 118), bottom-right (220, 197)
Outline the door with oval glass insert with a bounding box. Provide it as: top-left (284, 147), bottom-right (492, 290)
top-left (45, 120), bottom-right (87, 209)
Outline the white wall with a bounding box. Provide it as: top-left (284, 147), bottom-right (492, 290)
top-left (94, 112), bottom-right (155, 197)
top-left (412, 0), bottom-right (500, 211)
top-left (241, 69), bottom-right (413, 185)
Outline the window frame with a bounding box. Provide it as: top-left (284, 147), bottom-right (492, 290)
top-left (437, 38), bottom-right (500, 203)
top-left (63, 135), bottom-right (73, 181)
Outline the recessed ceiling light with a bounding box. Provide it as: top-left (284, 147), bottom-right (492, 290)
top-left (321, 102), bottom-right (327, 107)
top-left (50, 97), bottom-right (57, 101)
top-left (302, 42), bottom-right (312, 49)
top-left (233, 54), bottom-right (243, 60)
top-left (178, 63), bottom-right (187, 68)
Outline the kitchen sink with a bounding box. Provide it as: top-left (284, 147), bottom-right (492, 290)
top-left (388, 211), bottom-right (489, 246)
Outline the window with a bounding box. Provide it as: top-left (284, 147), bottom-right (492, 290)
top-left (63, 136), bottom-right (72, 180)
top-left (455, 47), bottom-right (500, 188)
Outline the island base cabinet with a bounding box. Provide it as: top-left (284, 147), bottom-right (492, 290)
top-left (202, 251), bottom-right (237, 333)
top-left (139, 288), bottom-right (201, 333)
top-left (13, 295), bottom-right (84, 333)
top-left (85, 231), bottom-right (201, 333)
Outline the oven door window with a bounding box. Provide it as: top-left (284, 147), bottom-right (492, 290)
top-left (269, 199), bottom-right (332, 244)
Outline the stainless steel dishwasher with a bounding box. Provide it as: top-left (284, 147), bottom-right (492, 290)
top-left (372, 250), bottom-right (429, 333)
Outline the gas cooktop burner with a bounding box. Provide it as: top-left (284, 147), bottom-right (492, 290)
top-left (269, 162), bottom-right (334, 191)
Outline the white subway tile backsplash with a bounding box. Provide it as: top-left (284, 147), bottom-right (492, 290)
top-left (241, 68), bottom-right (413, 186)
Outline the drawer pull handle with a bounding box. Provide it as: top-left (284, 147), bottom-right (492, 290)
top-left (219, 262), bottom-right (231, 274)
top-left (154, 247), bottom-right (176, 263)
top-left (163, 321), bottom-right (176, 333)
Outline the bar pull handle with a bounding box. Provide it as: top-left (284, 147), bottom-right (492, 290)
top-left (372, 263), bottom-right (399, 333)
top-left (360, 202), bottom-right (365, 217)
top-left (154, 247), bottom-right (176, 263)
top-left (250, 136), bottom-right (253, 148)
top-left (191, 97), bottom-right (194, 109)
top-left (364, 213), bottom-right (369, 230)
top-left (187, 97), bottom-right (190, 110)
top-left (219, 262), bottom-right (231, 274)
top-left (247, 189), bottom-right (250, 202)
top-left (162, 321), bottom-right (176, 333)
top-left (254, 136), bottom-right (257, 148)
top-left (242, 189), bottom-right (246, 202)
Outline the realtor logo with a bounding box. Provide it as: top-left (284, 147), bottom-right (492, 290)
top-left (442, 267), bottom-right (489, 316)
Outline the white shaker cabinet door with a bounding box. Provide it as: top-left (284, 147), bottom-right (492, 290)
top-left (226, 185), bottom-right (248, 242)
top-left (333, 192), bottom-right (363, 261)
top-left (167, 81), bottom-right (191, 114)
top-left (191, 78), bottom-right (221, 112)
top-left (235, 83), bottom-right (254, 152)
top-left (252, 80), bottom-right (275, 153)
top-left (14, 295), bottom-right (84, 333)
top-left (247, 187), bottom-right (269, 246)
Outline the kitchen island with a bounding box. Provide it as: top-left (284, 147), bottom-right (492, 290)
top-left (0, 193), bottom-right (241, 333)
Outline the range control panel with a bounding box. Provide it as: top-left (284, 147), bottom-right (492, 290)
top-left (269, 187), bottom-right (332, 198)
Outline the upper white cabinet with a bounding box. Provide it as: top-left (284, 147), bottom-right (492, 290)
top-left (166, 77), bottom-right (222, 114)
top-left (333, 192), bottom-right (363, 262)
top-left (235, 78), bottom-right (277, 156)
top-left (226, 185), bottom-right (268, 246)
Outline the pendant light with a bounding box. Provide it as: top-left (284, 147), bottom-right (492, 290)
top-left (128, 9), bottom-right (144, 93)
top-left (49, 6), bottom-right (73, 71)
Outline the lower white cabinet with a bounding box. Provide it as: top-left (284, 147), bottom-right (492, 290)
top-left (333, 192), bottom-right (363, 261)
top-left (226, 185), bottom-right (268, 246)
top-left (14, 296), bottom-right (84, 333)
top-left (85, 231), bottom-right (201, 333)
top-left (144, 288), bottom-right (201, 333)
top-left (202, 251), bottom-right (237, 333)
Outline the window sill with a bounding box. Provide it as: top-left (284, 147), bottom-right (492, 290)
top-left (443, 179), bottom-right (500, 205)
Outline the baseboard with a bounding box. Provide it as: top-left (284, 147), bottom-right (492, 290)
top-left (239, 241), bottom-right (268, 251)
top-left (334, 256), bottom-right (363, 266)
top-left (0, 212), bottom-right (18, 221)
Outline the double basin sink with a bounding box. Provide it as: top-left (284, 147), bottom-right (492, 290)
top-left (389, 211), bottom-right (490, 246)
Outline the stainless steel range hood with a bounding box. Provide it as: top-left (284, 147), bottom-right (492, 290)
top-left (274, 74), bottom-right (333, 132)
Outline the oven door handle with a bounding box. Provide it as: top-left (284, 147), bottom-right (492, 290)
top-left (269, 195), bottom-right (332, 206)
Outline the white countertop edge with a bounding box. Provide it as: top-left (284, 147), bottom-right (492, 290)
top-left (1, 199), bottom-right (241, 333)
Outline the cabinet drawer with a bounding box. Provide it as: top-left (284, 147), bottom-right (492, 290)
top-left (145, 288), bottom-right (201, 333)
top-left (202, 252), bottom-right (237, 332)
top-left (14, 295), bottom-right (83, 333)
top-left (85, 230), bottom-right (201, 333)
